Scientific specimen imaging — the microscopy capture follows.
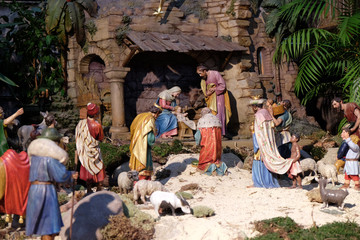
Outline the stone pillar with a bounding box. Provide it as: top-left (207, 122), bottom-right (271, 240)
top-left (104, 67), bottom-right (130, 139)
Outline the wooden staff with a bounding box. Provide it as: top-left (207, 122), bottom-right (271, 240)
top-left (69, 150), bottom-right (78, 240)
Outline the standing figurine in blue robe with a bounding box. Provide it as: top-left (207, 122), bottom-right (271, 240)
top-left (26, 135), bottom-right (78, 240)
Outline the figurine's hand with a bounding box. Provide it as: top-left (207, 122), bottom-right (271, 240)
top-left (268, 106), bottom-right (274, 116)
top-left (17, 108), bottom-right (24, 116)
top-left (72, 172), bottom-right (79, 180)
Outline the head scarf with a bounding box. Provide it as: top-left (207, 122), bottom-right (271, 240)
top-left (158, 86), bottom-right (182, 101)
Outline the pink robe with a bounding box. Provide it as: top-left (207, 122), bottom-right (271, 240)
top-left (206, 71), bottom-right (227, 135)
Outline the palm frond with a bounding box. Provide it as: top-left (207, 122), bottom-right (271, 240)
top-left (0, 73), bottom-right (18, 87)
top-left (300, 82), bottom-right (337, 105)
top-left (67, 2), bottom-right (86, 47)
top-left (45, 0), bottom-right (67, 33)
top-left (75, 0), bottom-right (98, 17)
top-left (337, 13), bottom-right (360, 44)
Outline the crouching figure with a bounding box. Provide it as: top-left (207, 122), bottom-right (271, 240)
top-left (194, 107), bottom-right (227, 176)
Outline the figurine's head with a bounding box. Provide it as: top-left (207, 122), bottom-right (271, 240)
top-left (169, 86), bottom-right (181, 98)
top-left (196, 65), bottom-right (208, 80)
top-left (331, 97), bottom-right (342, 111)
top-left (45, 114), bottom-right (56, 127)
top-left (249, 97), bottom-right (265, 113)
top-left (290, 133), bottom-right (300, 143)
top-left (341, 127), bottom-right (351, 139)
top-left (174, 106), bottom-right (182, 114)
top-left (280, 100), bottom-right (292, 110)
top-left (266, 99), bottom-right (274, 108)
top-left (149, 105), bottom-right (162, 119)
top-left (87, 102), bottom-right (99, 118)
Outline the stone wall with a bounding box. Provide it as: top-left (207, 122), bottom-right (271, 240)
top-left (66, 0), bottom-right (288, 138)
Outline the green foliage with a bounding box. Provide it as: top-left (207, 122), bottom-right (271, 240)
top-left (57, 192), bottom-right (70, 205)
top-left (220, 35), bottom-right (232, 42)
top-left (101, 195), bottom-right (155, 240)
top-left (192, 205), bottom-right (215, 218)
top-left (85, 20), bottom-right (97, 39)
top-left (115, 16), bottom-right (132, 46)
top-left (0, 217), bottom-right (7, 229)
top-left (46, 0), bottom-right (98, 47)
top-left (272, 0), bottom-right (360, 105)
top-left (253, 217), bottom-right (360, 239)
top-left (152, 140), bottom-right (184, 158)
top-left (101, 194), bottom-right (155, 240)
top-left (226, 0), bottom-right (236, 17)
top-left (0, 1), bottom-right (63, 103)
top-left (176, 191), bottom-right (193, 200)
top-left (100, 143), bottom-right (130, 172)
top-left (66, 142), bottom-right (130, 172)
top-left (310, 146), bottom-right (326, 161)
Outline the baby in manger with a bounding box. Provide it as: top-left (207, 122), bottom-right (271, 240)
top-left (173, 106), bottom-right (196, 130)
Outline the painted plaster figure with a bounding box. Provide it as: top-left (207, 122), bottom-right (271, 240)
top-left (248, 97), bottom-right (293, 188)
top-left (173, 106), bottom-right (196, 130)
top-left (195, 107), bottom-right (227, 176)
top-left (339, 128), bottom-right (360, 190)
top-left (75, 103), bottom-right (105, 193)
top-left (0, 107), bottom-right (23, 155)
top-left (335, 139), bottom-right (349, 174)
top-left (332, 97), bottom-right (360, 145)
top-left (196, 65), bottom-right (232, 136)
top-left (130, 106), bottom-right (161, 180)
top-left (248, 99), bottom-right (279, 188)
top-left (319, 177), bottom-right (348, 210)
top-left (0, 149), bottom-right (30, 224)
top-left (268, 100), bottom-right (293, 158)
top-left (287, 133), bottom-right (303, 189)
top-left (155, 86), bottom-right (181, 139)
top-left (25, 137), bottom-right (78, 240)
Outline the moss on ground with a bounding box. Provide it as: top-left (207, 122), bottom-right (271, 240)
top-left (102, 194), bottom-right (155, 240)
top-left (253, 217), bottom-right (360, 239)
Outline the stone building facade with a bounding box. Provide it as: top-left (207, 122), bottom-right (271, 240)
top-left (67, 0), bottom-right (303, 139)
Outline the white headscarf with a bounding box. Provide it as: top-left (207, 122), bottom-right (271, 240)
top-left (158, 86), bottom-right (182, 101)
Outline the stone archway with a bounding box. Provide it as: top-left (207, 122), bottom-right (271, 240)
top-left (77, 54), bottom-right (108, 114)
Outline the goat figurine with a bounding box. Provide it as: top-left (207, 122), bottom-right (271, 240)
top-left (319, 177), bottom-right (348, 210)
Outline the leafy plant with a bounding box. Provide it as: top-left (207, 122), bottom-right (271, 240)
top-left (115, 15), bottom-right (132, 46)
top-left (152, 139), bottom-right (184, 158)
top-left (272, 0), bottom-right (360, 105)
top-left (0, 1), bottom-right (63, 102)
top-left (66, 142), bottom-right (130, 173)
top-left (85, 20), bottom-right (97, 39)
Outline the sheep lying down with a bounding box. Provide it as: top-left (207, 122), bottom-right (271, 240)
top-left (150, 191), bottom-right (191, 218)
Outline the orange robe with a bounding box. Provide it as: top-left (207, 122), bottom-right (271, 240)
top-left (198, 127), bottom-right (222, 171)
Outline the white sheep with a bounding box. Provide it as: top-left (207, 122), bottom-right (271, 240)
top-left (300, 158), bottom-right (318, 177)
top-left (150, 191), bottom-right (191, 219)
top-left (133, 180), bottom-right (167, 204)
top-left (117, 170), bottom-right (139, 194)
top-left (317, 161), bottom-right (338, 186)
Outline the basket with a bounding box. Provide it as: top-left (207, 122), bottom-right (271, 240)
top-left (272, 104), bottom-right (285, 116)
